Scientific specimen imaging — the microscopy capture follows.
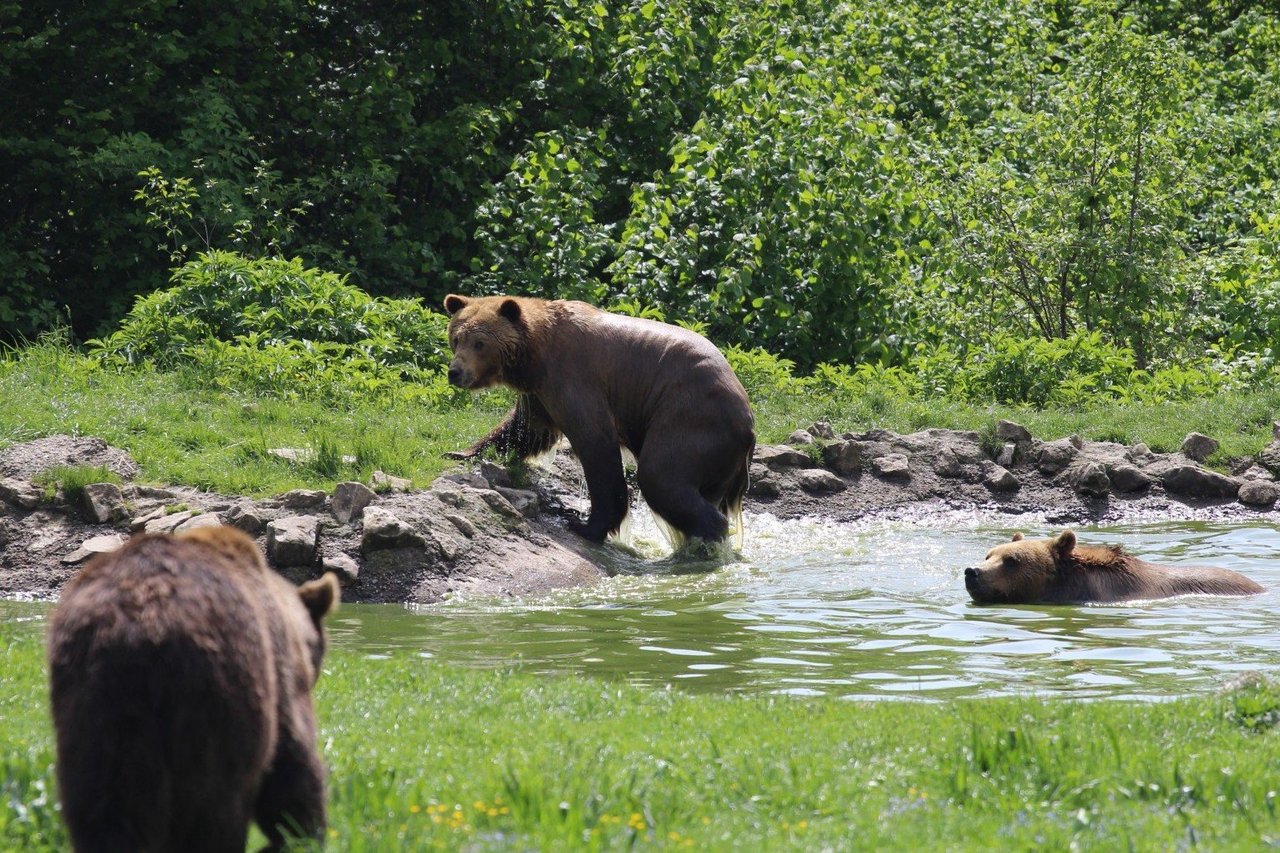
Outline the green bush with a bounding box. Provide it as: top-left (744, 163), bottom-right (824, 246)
top-left (88, 251), bottom-right (451, 401)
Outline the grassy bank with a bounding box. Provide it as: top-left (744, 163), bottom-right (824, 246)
top-left (3, 338), bottom-right (1280, 497)
top-left (2, 621), bottom-right (1279, 850)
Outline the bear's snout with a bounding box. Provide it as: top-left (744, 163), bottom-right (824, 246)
top-left (447, 365), bottom-right (464, 387)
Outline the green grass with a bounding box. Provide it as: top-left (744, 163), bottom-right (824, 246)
top-left (3, 339), bottom-right (1280, 498)
top-left (3, 621), bottom-right (1279, 850)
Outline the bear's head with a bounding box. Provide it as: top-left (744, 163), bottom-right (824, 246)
top-left (443, 294), bottom-right (526, 390)
top-left (964, 530), bottom-right (1077, 604)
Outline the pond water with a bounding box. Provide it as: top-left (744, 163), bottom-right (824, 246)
top-left (5, 511), bottom-right (1280, 700)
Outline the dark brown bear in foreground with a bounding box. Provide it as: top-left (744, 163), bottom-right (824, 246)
top-left (443, 294), bottom-right (756, 546)
top-left (965, 529), bottom-right (1264, 604)
top-left (47, 526), bottom-right (339, 853)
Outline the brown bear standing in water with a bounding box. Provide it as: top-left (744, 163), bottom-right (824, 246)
top-left (965, 529), bottom-right (1264, 604)
top-left (47, 526), bottom-right (339, 853)
top-left (443, 294), bottom-right (756, 546)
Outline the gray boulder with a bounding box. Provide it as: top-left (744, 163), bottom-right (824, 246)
top-left (1180, 432), bottom-right (1220, 462)
top-left (821, 440), bottom-right (862, 476)
top-left (1161, 465), bottom-right (1239, 500)
top-left (267, 515), bottom-right (319, 567)
top-left (332, 481), bottom-right (376, 524)
top-left (796, 469), bottom-right (846, 493)
top-left (80, 482), bottom-right (127, 524)
top-left (1037, 439), bottom-right (1079, 476)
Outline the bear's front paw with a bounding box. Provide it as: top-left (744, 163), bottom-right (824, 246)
top-left (567, 518), bottom-right (610, 543)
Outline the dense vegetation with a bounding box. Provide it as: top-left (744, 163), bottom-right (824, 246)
top-left (4, 620), bottom-right (1280, 850)
top-left (5, 1), bottom-right (1280, 378)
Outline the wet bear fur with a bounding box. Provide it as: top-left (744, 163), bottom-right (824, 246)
top-left (965, 529), bottom-right (1264, 604)
top-left (443, 294), bottom-right (756, 545)
top-left (47, 525), bottom-right (339, 853)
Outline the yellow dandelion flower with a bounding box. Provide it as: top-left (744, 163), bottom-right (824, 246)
top-left (410, 804), bottom-right (421, 814)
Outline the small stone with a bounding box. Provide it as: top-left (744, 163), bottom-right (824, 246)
top-left (494, 486), bottom-right (539, 518)
top-left (144, 509), bottom-right (195, 535)
top-left (1273, 422), bottom-right (1280, 443)
top-left (371, 470), bottom-right (413, 492)
top-left (362, 506), bottom-right (426, 551)
top-left (174, 512), bottom-right (222, 533)
top-left (995, 420), bottom-right (1032, 444)
top-left (80, 482), bottom-right (128, 524)
top-left (0, 478), bottom-right (42, 510)
top-left (225, 502), bottom-right (266, 535)
top-left (268, 447), bottom-right (306, 463)
top-left (754, 445), bottom-right (816, 470)
top-left (795, 469), bottom-right (846, 493)
top-left (747, 474), bottom-right (781, 498)
top-left (821, 440), bottom-right (862, 476)
top-left (1239, 480), bottom-right (1279, 508)
top-left (1068, 461), bottom-right (1110, 498)
top-left (281, 489), bottom-right (327, 510)
top-left (871, 454), bottom-right (910, 478)
top-left (1068, 434), bottom-right (1084, 450)
top-left (1127, 443), bottom-right (1153, 462)
top-left (62, 533), bottom-right (127, 565)
top-left (1181, 432), bottom-right (1219, 462)
top-left (1037, 439), bottom-right (1078, 476)
top-left (996, 443), bottom-right (1016, 468)
top-left (480, 489), bottom-right (522, 519)
top-left (445, 514), bottom-right (480, 538)
top-left (332, 481), bottom-right (376, 524)
top-left (807, 421), bottom-right (836, 440)
top-left (1161, 465), bottom-right (1239, 500)
top-left (786, 429), bottom-right (815, 446)
top-left (433, 471), bottom-right (488, 490)
top-left (267, 515), bottom-right (319, 567)
top-left (983, 464), bottom-right (1020, 492)
top-left (478, 460), bottom-right (513, 488)
top-left (321, 552), bottom-right (361, 583)
top-left (1108, 464), bottom-right (1153, 493)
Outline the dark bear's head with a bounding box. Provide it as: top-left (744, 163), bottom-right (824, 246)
top-left (443, 294), bottom-right (526, 390)
top-left (964, 530), bottom-right (1076, 604)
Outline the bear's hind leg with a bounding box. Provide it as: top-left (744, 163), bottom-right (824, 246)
top-left (636, 470), bottom-right (729, 543)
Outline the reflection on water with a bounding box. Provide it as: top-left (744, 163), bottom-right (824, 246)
top-left (6, 511), bottom-right (1280, 700)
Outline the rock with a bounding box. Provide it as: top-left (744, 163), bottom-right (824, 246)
top-left (1037, 439), bottom-right (1078, 476)
top-left (996, 443), bottom-right (1016, 468)
top-left (786, 429), bottom-right (815, 446)
top-left (144, 509), bottom-right (196, 535)
top-left (62, 533), bottom-right (127, 565)
top-left (807, 421), bottom-right (836, 440)
top-left (871, 454), bottom-right (910, 478)
top-left (1257, 442), bottom-right (1280, 476)
top-left (1239, 480), bottom-right (1280, 508)
top-left (1161, 465), bottom-right (1239, 500)
top-left (1274, 421), bottom-right (1280, 443)
top-left (322, 552), bottom-right (361, 583)
top-left (983, 464), bottom-right (1020, 492)
top-left (1068, 461), bottom-right (1110, 498)
top-left (795, 469), bottom-right (846, 493)
top-left (1181, 432), bottom-right (1219, 462)
top-left (267, 515), bottom-right (319, 568)
top-left (1127, 442), bottom-right (1153, 462)
top-left (1068, 434), bottom-right (1085, 450)
top-left (754, 445), bottom-right (815, 470)
top-left (225, 501), bottom-right (266, 535)
top-left (995, 420), bottom-right (1032, 444)
top-left (1108, 464), bottom-right (1153, 493)
top-left (0, 477), bottom-right (42, 510)
top-left (362, 506), bottom-right (426, 551)
top-left (932, 446), bottom-right (964, 478)
top-left (371, 470), bottom-right (413, 492)
top-left (494, 486), bottom-right (539, 518)
top-left (821, 440), bottom-right (862, 476)
top-left (433, 471), bottom-right (488, 490)
top-left (174, 512), bottom-right (222, 533)
top-left (747, 474), bottom-right (781, 498)
top-left (478, 460), bottom-right (513, 489)
top-left (123, 485), bottom-right (176, 501)
top-left (332, 481), bottom-right (376, 524)
top-left (0, 435), bottom-right (139, 481)
top-left (281, 489), bottom-right (327, 510)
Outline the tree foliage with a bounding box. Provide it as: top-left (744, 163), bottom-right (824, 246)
top-left (4, 0), bottom-right (1280, 375)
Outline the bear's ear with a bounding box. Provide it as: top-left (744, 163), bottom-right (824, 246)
top-left (443, 294), bottom-right (469, 316)
top-left (498, 298), bottom-right (523, 324)
top-left (1051, 529), bottom-right (1077, 557)
top-left (1011, 533), bottom-right (1024, 542)
top-left (298, 573), bottom-right (340, 622)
